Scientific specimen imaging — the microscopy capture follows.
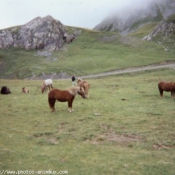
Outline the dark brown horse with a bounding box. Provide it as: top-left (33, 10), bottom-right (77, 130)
top-left (77, 78), bottom-right (90, 98)
top-left (1, 86), bottom-right (11, 94)
top-left (48, 86), bottom-right (86, 112)
top-left (158, 81), bottom-right (175, 98)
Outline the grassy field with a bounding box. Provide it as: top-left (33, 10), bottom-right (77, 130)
top-left (0, 68), bottom-right (175, 175)
top-left (0, 29), bottom-right (175, 79)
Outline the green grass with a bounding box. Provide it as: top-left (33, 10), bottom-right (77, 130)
top-left (1, 69), bottom-right (175, 174)
top-left (0, 29), bottom-right (175, 79)
top-left (128, 22), bottom-right (158, 38)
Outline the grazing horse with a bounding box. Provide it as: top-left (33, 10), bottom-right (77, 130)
top-left (77, 78), bottom-right (90, 98)
top-left (22, 87), bottom-right (30, 93)
top-left (41, 79), bottom-right (53, 94)
top-left (158, 81), bottom-right (175, 98)
top-left (48, 86), bottom-right (86, 112)
top-left (1, 86), bottom-right (11, 94)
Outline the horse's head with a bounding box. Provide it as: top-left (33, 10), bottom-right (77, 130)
top-left (77, 78), bottom-right (83, 85)
top-left (6, 87), bottom-right (11, 94)
top-left (41, 86), bottom-right (45, 94)
top-left (77, 87), bottom-right (86, 98)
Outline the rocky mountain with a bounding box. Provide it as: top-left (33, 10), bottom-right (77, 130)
top-left (0, 15), bottom-right (77, 51)
top-left (143, 14), bottom-right (175, 50)
top-left (93, 0), bottom-right (175, 35)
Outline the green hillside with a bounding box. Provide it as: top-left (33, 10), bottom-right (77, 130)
top-left (0, 28), bottom-right (175, 79)
top-left (128, 22), bottom-right (158, 38)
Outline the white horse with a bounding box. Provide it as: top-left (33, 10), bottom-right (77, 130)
top-left (41, 79), bottom-right (53, 94)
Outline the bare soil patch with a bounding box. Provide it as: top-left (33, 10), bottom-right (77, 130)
top-left (86, 132), bottom-right (144, 146)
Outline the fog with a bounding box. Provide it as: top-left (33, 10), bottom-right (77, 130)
top-left (0, 0), bottom-right (168, 30)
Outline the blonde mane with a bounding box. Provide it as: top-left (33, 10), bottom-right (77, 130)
top-left (77, 78), bottom-right (83, 82)
top-left (67, 86), bottom-right (80, 96)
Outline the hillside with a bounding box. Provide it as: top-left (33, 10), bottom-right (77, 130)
top-left (93, 0), bottom-right (175, 51)
top-left (0, 12), bottom-right (175, 79)
top-left (142, 14), bottom-right (175, 50)
top-left (0, 28), bottom-right (175, 79)
top-left (93, 0), bottom-right (175, 35)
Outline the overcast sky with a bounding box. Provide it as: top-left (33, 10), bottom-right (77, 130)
top-left (0, 0), bottom-right (153, 30)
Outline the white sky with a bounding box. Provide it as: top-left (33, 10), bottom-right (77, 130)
top-left (0, 0), bottom-right (153, 30)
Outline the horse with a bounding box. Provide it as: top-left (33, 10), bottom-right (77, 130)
top-left (41, 79), bottom-right (53, 94)
top-left (158, 81), bottom-right (175, 98)
top-left (77, 78), bottom-right (90, 98)
top-left (48, 86), bottom-right (86, 112)
top-left (22, 87), bottom-right (30, 93)
top-left (1, 86), bottom-right (11, 94)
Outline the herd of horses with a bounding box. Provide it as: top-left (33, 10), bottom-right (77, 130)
top-left (1, 78), bottom-right (90, 113)
top-left (1, 79), bottom-right (175, 112)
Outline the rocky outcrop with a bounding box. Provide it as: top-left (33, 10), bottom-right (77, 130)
top-left (143, 20), bottom-right (175, 41)
top-left (0, 15), bottom-right (77, 51)
top-left (143, 15), bottom-right (175, 50)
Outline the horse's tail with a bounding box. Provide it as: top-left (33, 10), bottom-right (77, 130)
top-left (48, 95), bottom-right (56, 112)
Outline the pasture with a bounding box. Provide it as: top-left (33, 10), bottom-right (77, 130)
top-left (0, 69), bottom-right (175, 175)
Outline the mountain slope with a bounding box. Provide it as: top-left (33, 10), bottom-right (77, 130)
top-left (93, 0), bottom-right (175, 35)
top-left (0, 28), bottom-right (175, 79)
top-left (142, 14), bottom-right (175, 50)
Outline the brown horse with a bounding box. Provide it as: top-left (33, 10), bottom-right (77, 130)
top-left (77, 78), bottom-right (90, 98)
top-left (158, 81), bottom-right (175, 98)
top-left (48, 86), bottom-right (86, 112)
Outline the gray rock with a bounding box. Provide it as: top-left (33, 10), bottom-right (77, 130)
top-left (0, 15), bottom-right (78, 51)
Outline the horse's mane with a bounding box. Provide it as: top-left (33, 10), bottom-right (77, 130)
top-left (77, 78), bottom-right (83, 82)
top-left (67, 86), bottom-right (80, 96)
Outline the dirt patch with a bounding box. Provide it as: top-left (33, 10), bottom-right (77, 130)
top-left (153, 143), bottom-right (175, 150)
top-left (104, 133), bottom-right (142, 142)
top-left (32, 132), bottom-right (59, 145)
top-left (86, 132), bottom-right (143, 146)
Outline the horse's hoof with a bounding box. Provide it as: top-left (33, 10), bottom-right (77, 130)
top-left (68, 110), bottom-right (74, 112)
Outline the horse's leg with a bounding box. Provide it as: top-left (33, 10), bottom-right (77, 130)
top-left (159, 88), bottom-right (163, 98)
top-left (45, 86), bottom-right (48, 93)
top-left (47, 86), bottom-right (50, 93)
top-left (48, 97), bottom-right (56, 112)
top-left (51, 84), bottom-right (53, 89)
top-left (46, 86), bottom-right (49, 93)
top-left (86, 88), bottom-right (89, 99)
top-left (68, 99), bottom-right (74, 112)
top-left (171, 91), bottom-right (175, 99)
